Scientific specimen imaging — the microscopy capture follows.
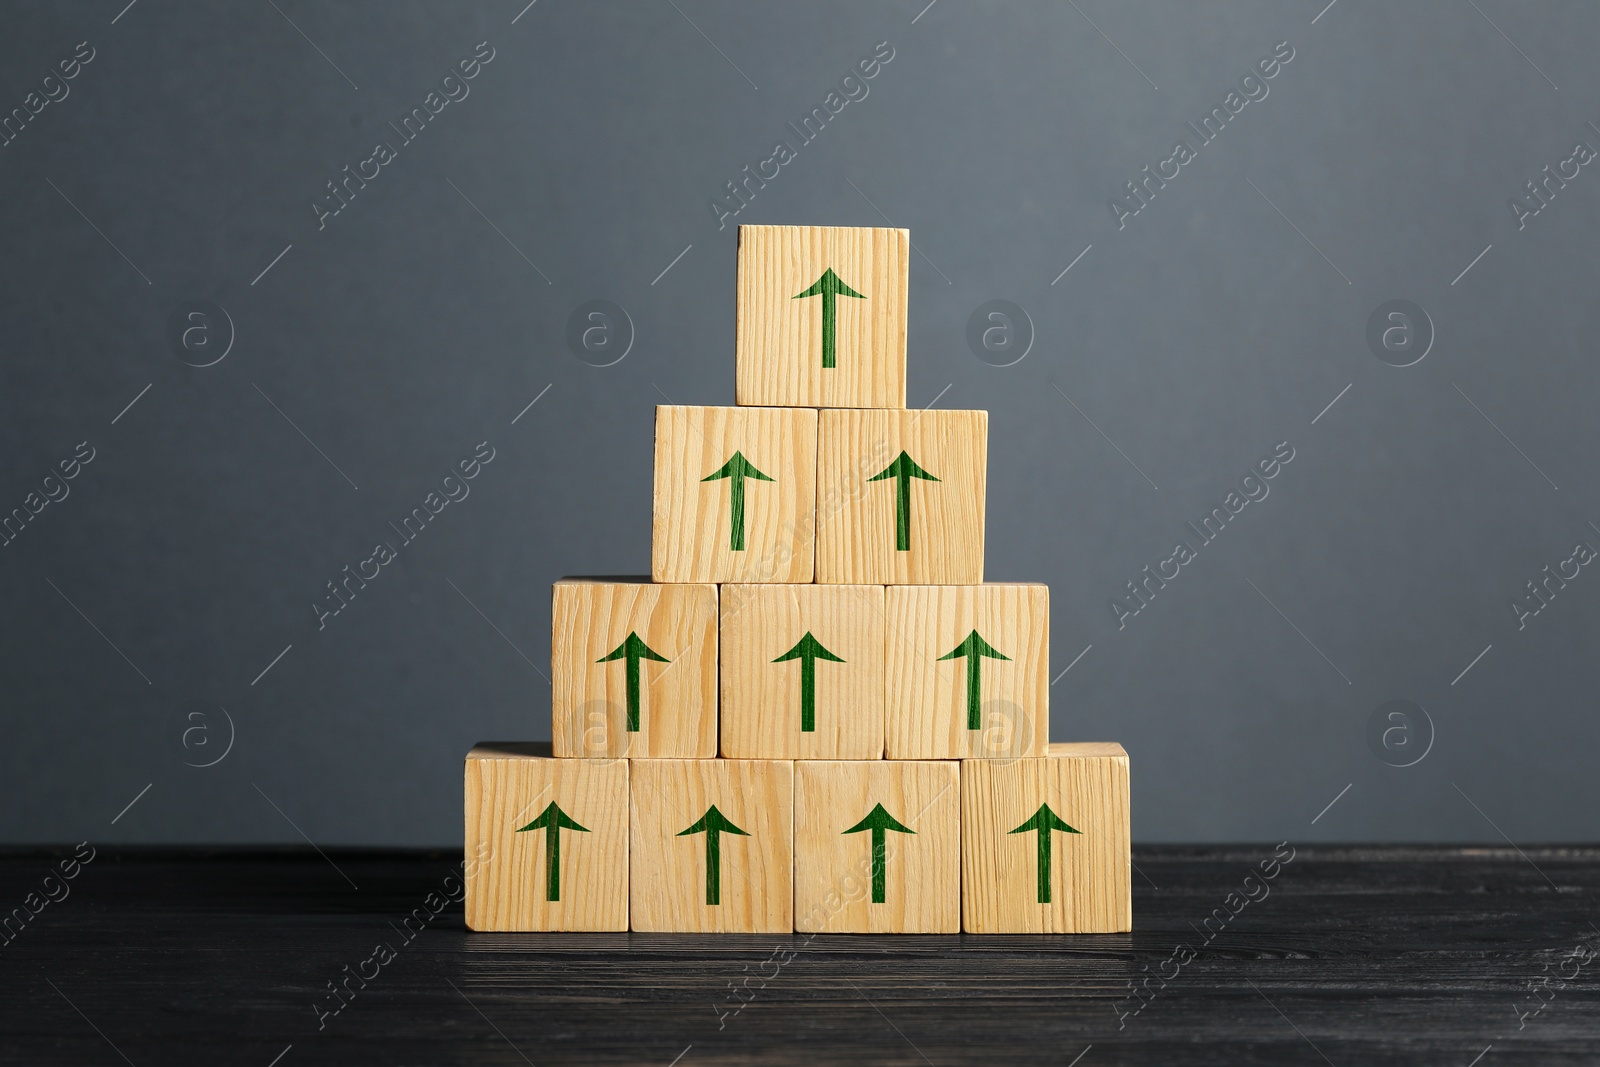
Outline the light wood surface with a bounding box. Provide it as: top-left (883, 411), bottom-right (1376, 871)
top-left (463, 742), bottom-right (629, 932)
top-left (735, 225), bottom-right (908, 409)
top-left (551, 580), bottom-right (717, 758)
top-left (961, 742), bottom-right (1131, 933)
top-left (884, 584), bottom-right (1048, 759)
top-left (815, 409), bottom-right (986, 584)
top-left (652, 405), bottom-right (818, 584)
top-left (794, 760), bottom-right (960, 933)
top-left (720, 584), bottom-right (885, 759)
top-left (630, 759), bottom-right (795, 933)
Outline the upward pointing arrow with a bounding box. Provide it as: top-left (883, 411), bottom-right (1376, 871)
top-left (677, 804), bottom-right (749, 905)
top-left (702, 450), bottom-right (773, 551)
top-left (867, 451), bottom-right (939, 552)
top-left (841, 802), bottom-right (916, 903)
top-left (772, 631), bottom-right (844, 732)
top-left (597, 632), bottom-right (669, 732)
top-left (938, 630), bottom-right (1011, 730)
top-left (793, 267), bottom-right (865, 369)
top-left (1007, 803), bottom-right (1081, 904)
top-left (516, 801), bottom-right (590, 902)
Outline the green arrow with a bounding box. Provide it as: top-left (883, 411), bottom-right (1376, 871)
top-left (702, 450), bottom-right (773, 551)
top-left (868, 451), bottom-right (939, 552)
top-left (938, 630), bottom-right (1011, 730)
top-left (841, 802), bottom-right (916, 903)
top-left (772, 631), bottom-right (845, 732)
top-left (793, 267), bottom-right (865, 369)
top-left (597, 632), bottom-right (669, 732)
top-left (1007, 803), bottom-right (1081, 904)
top-left (677, 804), bottom-right (749, 905)
top-left (515, 801), bottom-right (591, 902)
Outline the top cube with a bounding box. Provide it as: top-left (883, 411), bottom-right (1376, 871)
top-left (735, 225), bottom-right (909, 409)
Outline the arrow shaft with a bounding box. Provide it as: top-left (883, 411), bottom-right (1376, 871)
top-left (545, 824), bottom-right (562, 901)
top-left (870, 827), bottom-right (887, 903)
top-left (799, 656), bottom-right (816, 732)
top-left (705, 830), bottom-right (722, 905)
top-left (894, 472), bottom-right (911, 551)
top-left (821, 288), bottom-right (837, 369)
top-left (965, 655), bottom-right (983, 730)
top-left (728, 472), bottom-right (747, 551)
top-left (1036, 829), bottom-right (1053, 904)
top-left (624, 656), bottom-right (642, 732)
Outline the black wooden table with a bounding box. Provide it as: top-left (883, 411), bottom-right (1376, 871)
top-left (2, 845), bottom-right (1597, 1065)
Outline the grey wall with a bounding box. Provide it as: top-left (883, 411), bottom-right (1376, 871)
top-left (4, 0), bottom-right (1598, 847)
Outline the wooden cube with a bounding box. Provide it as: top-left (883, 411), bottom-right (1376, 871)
top-left (884, 584), bottom-right (1048, 760)
top-left (720, 584), bottom-right (885, 759)
top-left (463, 743), bottom-right (629, 931)
top-left (815, 409), bottom-right (987, 584)
top-left (961, 743), bottom-right (1131, 933)
top-left (794, 760), bottom-right (960, 933)
top-left (629, 759), bottom-right (794, 933)
top-left (652, 405), bottom-right (818, 584)
top-left (735, 225), bottom-right (909, 409)
top-left (551, 579), bottom-right (717, 759)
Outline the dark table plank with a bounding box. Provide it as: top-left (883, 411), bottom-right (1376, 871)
top-left (1, 845), bottom-right (1596, 1065)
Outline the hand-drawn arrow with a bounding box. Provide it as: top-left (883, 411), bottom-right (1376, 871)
top-left (597, 631), bottom-right (669, 732)
top-left (1007, 803), bottom-right (1081, 904)
top-left (841, 802), bottom-right (916, 903)
top-left (772, 631), bottom-right (844, 732)
top-left (867, 450), bottom-right (939, 551)
top-left (515, 801), bottom-right (590, 902)
top-left (702, 450), bottom-right (773, 551)
top-left (793, 267), bottom-right (865, 368)
top-left (938, 630), bottom-right (1011, 729)
top-left (677, 804), bottom-right (750, 905)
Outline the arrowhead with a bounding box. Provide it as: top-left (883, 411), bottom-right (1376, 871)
top-left (1008, 803), bottom-right (1080, 837)
top-left (868, 451), bottom-right (940, 484)
top-left (597, 631), bottom-right (669, 664)
top-left (794, 267), bottom-right (865, 301)
top-left (842, 802), bottom-right (916, 836)
top-left (516, 801), bottom-right (591, 835)
top-left (702, 450), bottom-right (774, 484)
top-left (677, 804), bottom-right (750, 838)
top-left (773, 631), bottom-right (845, 665)
top-left (938, 629), bottom-right (1010, 663)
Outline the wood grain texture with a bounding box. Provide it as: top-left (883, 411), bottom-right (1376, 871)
top-left (884, 584), bottom-right (1048, 760)
top-left (720, 584), bottom-right (885, 759)
top-left (630, 759), bottom-right (794, 933)
top-left (735, 225), bottom-right (908, 408)
top-left (463, 742), bottom-right (629, 932)
top-left (551, 580), bottom-right (717, 758)
top-left (652, 405), bottom-right (818, 584)
top-left (794, 760), bottom-right (960, 933)
top-left (815, 409), bottom-right (986, 584)
top-left (962, 742), bottom-right (1131, 933)
top-left (17, 846), bottom-right (1600, 1064)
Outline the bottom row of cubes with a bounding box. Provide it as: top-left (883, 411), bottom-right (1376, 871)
top-left (464, 742), bottom-right (1130, 934)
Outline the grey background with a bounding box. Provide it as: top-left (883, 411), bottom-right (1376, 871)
top-left (3, 0), bottom-right (1596, 847)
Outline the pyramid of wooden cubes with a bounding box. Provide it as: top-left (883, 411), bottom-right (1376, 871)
top-left (464, 225), bottom-right (1131, 934)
